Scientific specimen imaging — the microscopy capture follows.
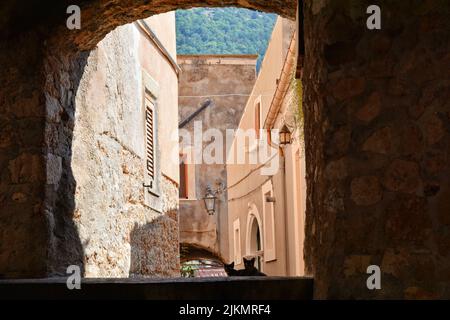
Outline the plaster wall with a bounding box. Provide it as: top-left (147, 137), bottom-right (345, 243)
top-left (71, 13), bottom-right (180, 277)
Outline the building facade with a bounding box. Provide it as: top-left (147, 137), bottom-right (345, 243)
top-left (177, 54), bottom-right (258, 262)
top-left (70, 13), bottom-right (180, 277)
top-left (226, 17), bottom-right (306, 276)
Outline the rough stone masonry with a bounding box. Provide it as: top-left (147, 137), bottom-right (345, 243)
top-left (0, 0), bottom-right (449, 299)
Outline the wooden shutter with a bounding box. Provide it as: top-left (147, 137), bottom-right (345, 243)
top-left (179, 154), bottom-right (188, 199)
top-left (255, 102), bottom-right (261, 139)
top-left (146, 100), bottom-right (155, 183)
top-left (267, 129), bottom-right (272, 145)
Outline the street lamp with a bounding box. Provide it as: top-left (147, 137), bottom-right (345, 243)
top-left (279, 125), bottom-right (292, 146)
top-left (203, 186), bottom-right (217, 215)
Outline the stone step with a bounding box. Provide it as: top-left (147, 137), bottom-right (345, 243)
top-left (0, 276), bottom-right (313, 300)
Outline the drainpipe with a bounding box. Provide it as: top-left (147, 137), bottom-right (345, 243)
top-left (179, 99), bottom-right (212, 129)
top-left (264, 33), bottom-right (297, 130)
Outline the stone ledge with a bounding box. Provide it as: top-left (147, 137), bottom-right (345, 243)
top-left (0, 277), bottom-right (313, 300)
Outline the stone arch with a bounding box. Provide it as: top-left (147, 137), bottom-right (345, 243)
top-left (180, 243), bottom-right (225, 264)
top-left (0, 0), bottom-right (295, 279)
top-left (1, 0), bottom-right (449, 299)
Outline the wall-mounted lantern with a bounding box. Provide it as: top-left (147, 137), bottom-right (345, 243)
top-left (203, 186), bottom-right (217, 215)
top-left (279, 125), bottom-right (292, 146)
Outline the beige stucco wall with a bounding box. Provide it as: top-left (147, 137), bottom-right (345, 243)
top-left (178, 55), bottom-right (258, 261)
top-left (71, 13), bottom-right (180, 277)
top-left (226, 17), bottom-right (306, 276)
top-left (273, 80), bottom-right (307, 276)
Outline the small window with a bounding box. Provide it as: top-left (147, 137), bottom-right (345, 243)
top-left (179, 154), bottom-right (188, 199)
top-left (266, 128), bottom-right (272, 145)
top-left (142, 71), bottom-right (161, 211)
top-left (249, 215), bottom-right (263, 271)
top-left (179, 149), bottom-right (196, 200)
top-left (255, 101), bottom-right (261, 139)
top-left (145, 96), bottom-right (156, 191)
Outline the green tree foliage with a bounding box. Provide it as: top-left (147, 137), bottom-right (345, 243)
top-left (176, 8), bottom-right (277, 71)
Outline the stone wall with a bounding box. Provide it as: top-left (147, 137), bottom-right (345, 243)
top-left (303, 0), bottom-right (450, 298)
top-left (0, 30), bottom-right (48, 278)
top-left (67, 21), bottom-right (178, 277)
top-left (1, 0), bottom-right (450, 300)
top-left (69, 21), bottom-right (179, 277)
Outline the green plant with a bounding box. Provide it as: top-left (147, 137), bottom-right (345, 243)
top-left (176, 8), bottom-right (277, 71)
top-left (180, 264), bottom-right (195, 278)
top-left (291, 71), bottom-right (304, 144)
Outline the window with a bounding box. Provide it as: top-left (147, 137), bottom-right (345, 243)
top-left (255, 101), bottom-right (261, 139)
top-left (249, 216), bottom-right (263, 271)
top-left (262, 180), bottom-right (276, 261)
top-left (179, 153), bottom-right (188, 199)
top-left (266, 128), bottom-right (272, 146)
top-left (233, 219), bottom-right (242, 265)
top-left (146, 98), bottom-right (155, 185)
top-left (179, 148), bottom-right (196, 200)
top-left (144, 94), bottom-right (159, 195)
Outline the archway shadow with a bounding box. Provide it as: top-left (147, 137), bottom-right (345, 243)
top-left (44, 51), bottom-right (90, 277)
top-left (129, 211), bottom-right (180, 277)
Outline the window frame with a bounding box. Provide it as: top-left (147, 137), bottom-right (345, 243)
top-left (179, 153), bottom-right (189, 199)
top-left (142, 71), bottom-right (162, 211)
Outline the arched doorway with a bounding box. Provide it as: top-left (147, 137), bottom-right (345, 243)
top-left (249, 216), bottom-right (263, 271)
top-left (246, 204), bottom-right (263, 271)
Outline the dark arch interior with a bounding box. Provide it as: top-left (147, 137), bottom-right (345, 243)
top-left (180, 243), bottom-right (225, 264)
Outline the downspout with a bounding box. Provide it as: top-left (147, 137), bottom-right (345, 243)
top-left (178, 99), bottom-right (212, 129)
top-left (264, 33), bottom-right (297, 130)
